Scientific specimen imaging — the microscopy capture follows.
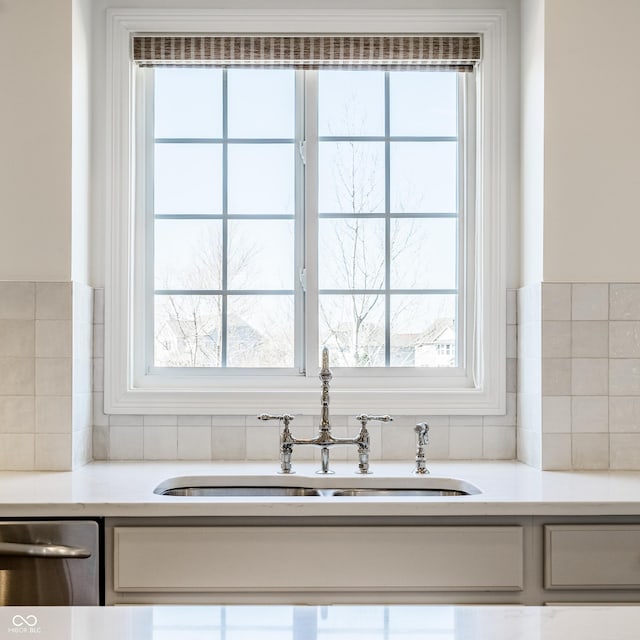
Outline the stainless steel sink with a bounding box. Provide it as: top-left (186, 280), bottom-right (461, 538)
top-left (159, 486), bottom-right (322, 497)
top-left (331, 488), bottom-right (469, 497)
top-left (154, 476), bottom-right (481, 498)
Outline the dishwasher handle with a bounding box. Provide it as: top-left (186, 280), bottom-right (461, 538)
top-left (0, 541), bottom-right (91, 559)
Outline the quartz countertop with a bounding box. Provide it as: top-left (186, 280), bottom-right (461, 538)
top-left (3, 460), bottom-right (640, 517)
top-left (3, 605), bottom-right (640, 640)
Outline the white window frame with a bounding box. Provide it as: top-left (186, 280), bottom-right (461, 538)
top-left (104, 8), bottom-right (507, 416)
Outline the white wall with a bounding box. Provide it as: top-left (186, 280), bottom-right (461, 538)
top-left (543, 0), bottom-right (640, 283)
top-left (519, 0), bottom-right (544, 286)
top-left (0, 0), bottom-right (72, 282)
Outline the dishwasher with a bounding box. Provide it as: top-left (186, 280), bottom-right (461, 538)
top-left (0, 520), bottom-right (100, 605)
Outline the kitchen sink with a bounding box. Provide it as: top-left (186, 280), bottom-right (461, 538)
top-left (159, 486), bottom-right (322, 497)
top-left (154, 476), bottom-right (481, 497)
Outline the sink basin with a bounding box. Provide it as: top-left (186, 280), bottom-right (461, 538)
top-left (159, 486), bottom-right (322, 497)
top-left (154, 476), bottom-right (481, 497)
top-left (331, 488), bottom-right (469, 497)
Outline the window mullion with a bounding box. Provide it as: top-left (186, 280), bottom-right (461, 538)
top-left (303, 70), bottom-right (319, 376)
top-left (384, 71), bottom-right (391, 367)
top-left (221, 69), bottom-right (229, 367)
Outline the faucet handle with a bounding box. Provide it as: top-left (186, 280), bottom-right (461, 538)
top-left (356, 414), bottom-right (394, 425)
top-left (257, 413), bottom-right (294, 428)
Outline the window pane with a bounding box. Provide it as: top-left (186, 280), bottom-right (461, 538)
top-left (318, 142), bottom-right (385, 214)
top-left (154, 143), bottom-right (222, 214)
top-left (390, 141), bottom-right (457, 213)
top-left (319, 294), bottom-right (385, 367)
top-left (154, 295), bottom-right (222, 367)
top-left (155, 220), bottom-right (222, 290)
top-left (227, 295), bottom-right (294, 367)
top-left (228, 144), bottom-right (294, 214)
top-left (319, 218), bottom-right (385, 290)
top-left (227, 69), bottom-right (295, 139)
top-left (390, 294), bottom-right (457, 367)
top-left (390, 71), bottom-right (458, 137)
top-left (390, 218), bottom-right (457, 290)
top-left (318, 70), bottom-right (385, 137)
top-left (228, 220), bottom-right (294, 290)
top-left (155, 68), bottom-right (223, 139)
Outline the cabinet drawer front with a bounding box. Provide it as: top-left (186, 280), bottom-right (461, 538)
top-left (545, 525), bottom-right (640, 589)
top-left (114, 526), bottom-right (523, 593)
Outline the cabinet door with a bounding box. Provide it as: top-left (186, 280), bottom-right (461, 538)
top-left (545, 524), bottom-right (640, 589)
top-left (114, 526), bottom-right (523, 593)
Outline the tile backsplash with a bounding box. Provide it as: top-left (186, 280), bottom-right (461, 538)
top-left (91, 288), bottom-right (517, 463)
top-left (518, 282), bottom-right (640, 470)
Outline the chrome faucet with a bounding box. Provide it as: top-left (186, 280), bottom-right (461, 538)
top-left (413, 422), bottom-right (430, 475)
top-left (258, 347), bottom-right (393, 474)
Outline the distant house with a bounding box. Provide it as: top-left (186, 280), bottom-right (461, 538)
top-left (415, 318), bottom-right (456, 368)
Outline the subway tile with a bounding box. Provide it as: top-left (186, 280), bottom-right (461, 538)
top-left (571, 358), bottom-right (608, 396)
top-left (0, 320), bottom-right (34, 357)
top-left (212, 415), bottom-right (246, 428)
top-left (610, 397), bottom-right (640, 433)
top-left (143, 426), bottom-right (178, 460)
top-left (35, 434), bottom-right (72, 470)
top-left (213, 426), bottom-right (247, 460)
top-left (542, 321), bottom-right (571, 358)
top-left (572, 434), bottom-right (609, 470)
top-left (610, 321), bottom-right (640, 358)
top-left (178, 426), bottom-right (212, 460)
top-left (610, 359), bottom-right (640, 396)
top-left (177, 415), bottom-right (212, 426)
top-left (482, 425), bottom-right (516, 459)
top-left (507, 325), bottom-right (517, 358)
top-left (506, 357), bottom-right (517, 393)
top-left (93, 288), bottom-right (105, 324)
top-left (92, 392), bottom-right (109, 427)
top-left (571, 396), bottom-right (608, 433)
top-left (450, 415), bottom-right (483, 426)
top-left (35, 396), bottom-right (72, 433)
top-left (92, 358), bottom-right (103, 392)
top-left (572, 284), bottom-right (609, 321)
top-left (610, 284), bottom-right (640, 320)
top-left (109, 426), bottom-right (143, 459)
top-left (449, 426), bottom-right (483, 459)
top-left (35, 358), bottom-right (72, 396)
top-left (541, 434), bottom-right (572, 470)
top-left (92, 425), bottom-right (109, 460)
top-left (542, 283), bottom-right (571, 321)
top-left (143, 414), bottom-right (178, 426)
top-left (35, 283), bottom-right (71, 320)
top-left (381, 424), bottom-right (416, 461)
top-left (541, 358), bottom-right (571, 396)
top-left (0, 283), bottom-right (35, 320)
top-left (245, 426), bottom-right (276, 460)
top-left (425, 423), bottom-right (449, 460)
top-left (610, 434), bottom-right (640, 469)
top-left (0, 396), bottom-right (34, 433)
top-left (109, 414), bottom-right (143, 426)
top-left (542, 396), bottom-right (571, 433)
top-left (506, 289), bottom-right (517, 325)
top-left (0, 358), bottom-right (34, 395)
top-left (0, 434), bottom-right (35, 470)
top-left (92, 323), bottom-right (104, 358)
top-left (571, 321), bottom-right (608, 358)
top-left (485, 392), bottom-right (517, 426)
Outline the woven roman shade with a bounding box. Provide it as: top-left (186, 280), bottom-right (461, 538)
top-left (132, 35), bottom-right (481, 71)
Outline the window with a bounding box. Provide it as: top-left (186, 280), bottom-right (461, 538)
top-left (148, 66), bottom-right (464, 373)
top-left (105, 10), bottom-right (507, 415)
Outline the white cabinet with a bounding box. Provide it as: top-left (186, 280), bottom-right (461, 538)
top-left (112, 525), bottom-right (523, 601)
top-left (545, 524), bottom-right (640, 590)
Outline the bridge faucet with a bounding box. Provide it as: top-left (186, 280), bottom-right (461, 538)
top-left (258, 347), bottom-right (393, 474)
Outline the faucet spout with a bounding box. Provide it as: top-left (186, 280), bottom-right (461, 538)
top-left (319, 346), bottom-right (332, 433)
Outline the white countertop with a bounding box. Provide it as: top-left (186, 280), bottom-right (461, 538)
top-left (3, 460), bottom-right (640, 517)
top-left (3, 605), bottom-right (640, 640)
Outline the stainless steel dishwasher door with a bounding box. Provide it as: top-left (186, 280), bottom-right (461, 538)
top-left (0, 520), bottom-right (99, 605)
